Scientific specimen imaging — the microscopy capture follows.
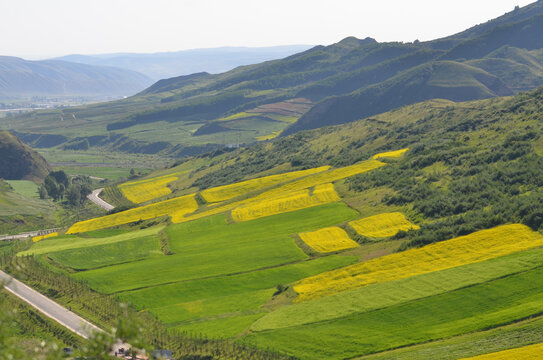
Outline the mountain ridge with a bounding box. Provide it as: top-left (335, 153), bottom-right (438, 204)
top-left (4, 1), bottom-right (543, 156)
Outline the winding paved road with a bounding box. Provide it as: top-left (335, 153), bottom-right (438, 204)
top-left (87, 188), bottom-right (115, 211)
top-left (0, 270), bottom-right (103, 339)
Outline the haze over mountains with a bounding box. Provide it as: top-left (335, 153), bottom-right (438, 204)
top-left (0, 56), bottom-right (153, 99)
top-left (4, 1), bottom-right (543, 157)
top-left (54, 45), bottom-right (314, 80)
top-left (0, 46), bottom-right (312, 100)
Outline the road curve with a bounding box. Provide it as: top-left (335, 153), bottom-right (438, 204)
top-left (87, 188), bottom-right (115, 211)
top-left (0, 270), bottom-right (103, 339)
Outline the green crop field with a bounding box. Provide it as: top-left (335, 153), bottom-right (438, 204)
top-left (69, 203), bottom-right (358, 293)
top-left (251, 246), bottom-right (543, 332)
top-left (48, 234), bottom-right (163, 270)
top-left (26, 202), bottom-right (358, 339)
top-left (243, 265), bottom-right (543, 359)
top-left (118, 255), bottom-right (355, 331)
top-left (179, 314), bottom-right (267, 339)
top-left (360, 315), bottom-right (543, 360)
top-left (20, 226), bottom-right (163, 256)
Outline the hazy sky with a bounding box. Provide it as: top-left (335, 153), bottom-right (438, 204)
top-left (0, 0), bottom-right (536, 59)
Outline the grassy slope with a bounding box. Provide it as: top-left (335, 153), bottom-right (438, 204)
top-left (359, 315), bottom-right (543, 360)
top-left (243, 266), bottom-right (543, 359)
top-left (5, 180), bottom-right (39, 198)
top-left (12, 87), bottom-right (543, 357)
top-left (0, 290), bottom-right (84, 359)
top-left (20, 226), bottom-right (163, 256)
top-left (0, 179), bottom-right (58, 235)
top-left (48, 234), bottom-right (163, 270)
top-left (251, 246), bottom-right (543, 331)
top-left (119, 255), bottom-right (355, 322)
top-left (70, 203), bottom-right (358, 293)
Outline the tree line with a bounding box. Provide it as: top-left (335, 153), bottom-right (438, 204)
top-left (39, 170), bottom-right (92, 206)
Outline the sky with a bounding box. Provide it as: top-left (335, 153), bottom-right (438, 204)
top-left (0, 0), bottom-right (537, 59)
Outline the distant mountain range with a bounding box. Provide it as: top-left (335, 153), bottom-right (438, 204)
top-left (0, 56), bottom-right (153, 99)
top-left (4, 1), bottom-right (543, 156)
top-left (53, 46), bottom-right (314, 80)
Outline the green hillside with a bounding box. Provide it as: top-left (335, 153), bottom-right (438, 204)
top-left (0, 131), bottom-right (51, 181)
top-left (6, 86), bottom-right (543, 359)
top-left (4, 3), bottom-right (543, 359)
top-left (3, 1), bottom-right (543, 160)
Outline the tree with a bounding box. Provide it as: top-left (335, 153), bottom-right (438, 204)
top-left (66, 185), bottom-right (81, 206)
top-left (38, 184), bottom-right (48, 199)
top-left (44, 176), bottom-right (59, 201)
top-left (48, 170), bottom-right (69, 188)
top-left (80, 183), bottom-right (92, 201)
top-left (58, 183), bottom-right (65, 200)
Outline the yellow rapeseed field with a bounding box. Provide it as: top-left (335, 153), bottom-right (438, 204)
top-left (200, 166), bottom-right (330, 203)
top-left (462, 342), bottom-right (543, 359)
top-left (256, 131), bottom-right (281, 141)
top-left (373, 148), bottom-right (409, 159)
top-left (32, 232), bottom-right (58, 242)
top-left (252, 160), bottom-right (386, 201)
top-left (293, 224), bottom-right (543, 302)
top-left (349, 212), bottom-right (419, 238)
top-left (119, 174), bottom-right (178, 203)
top-left (173, 160), bottom-right (384, 223)
top-left (231, 183), bottom-right (340, 222)
top-left (67, 194), bottom-right (198, 234)
top-left (299, 227), bottom-right (358, 253)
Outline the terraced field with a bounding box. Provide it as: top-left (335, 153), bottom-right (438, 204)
top-left (231, 183), bottom-right (340, 222)
top-left (200, 166), bottom-right (330, 203)
top-left (32, 232), bottom-right (58, 242)
top-left (293, 224), bottom-right (543, 301)
top-left (372, 148), bottom-right (409, 159)
top-left (299, 227), bottom-right (358, 253)
top-left (71, 203), bottom-right (358, 293)
top-left (252, 246), bottom-right (543, 332)
top-left (66, 194), bottom-right (198, 233)
top-left (66, 159), bottom-right (384, 232)
top-left (349, 212), bottom-right (419, 238)
top-left (244, 265), bottom-right (543, 359)
top-left (119, 173), bottom-right (180, 203)
top-left (464, 342), bottom-right (543, 359)
top-left (27, 203), bottom-right (359, 338)
top-left (21, 148), bottom-right (543, 359)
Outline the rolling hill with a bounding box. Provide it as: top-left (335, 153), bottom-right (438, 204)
top-left (0, 56), bottom-right (152, 98)
top-left (4, 1), bottom-right (543, 157)
top-left (0, 130), bottom-right (50, 181)
top-left (9, 85), bottom-right (543, 359)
